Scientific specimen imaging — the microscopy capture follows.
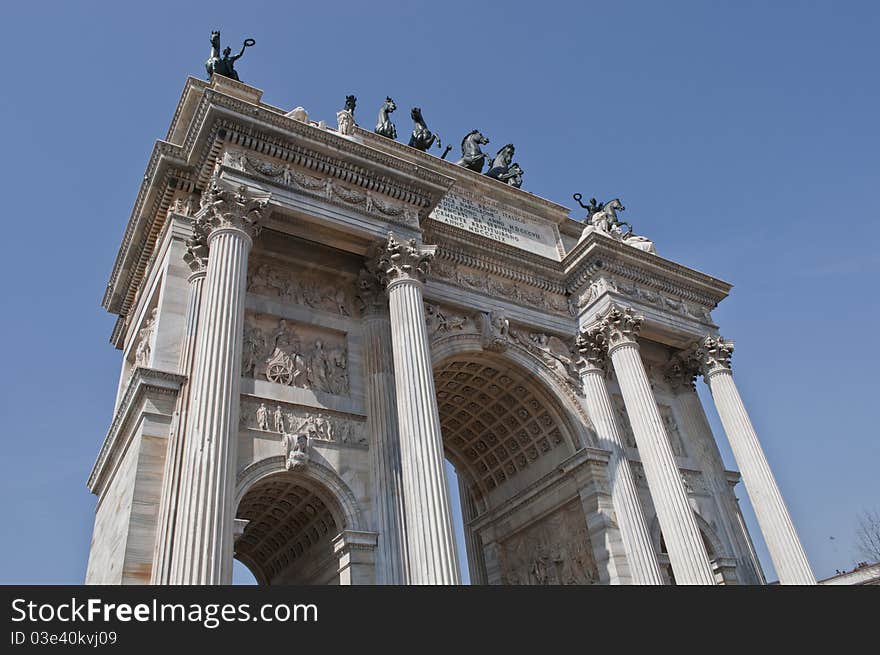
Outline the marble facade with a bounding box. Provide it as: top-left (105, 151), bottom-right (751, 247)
top-left (85, 74), bottom-right (814, 585)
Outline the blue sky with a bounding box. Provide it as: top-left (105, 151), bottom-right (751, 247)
top-left (0, 1), bottom-right (877, 584)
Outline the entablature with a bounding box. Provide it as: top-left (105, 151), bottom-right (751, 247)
top-left (104, 75), bottom-right (456, 343)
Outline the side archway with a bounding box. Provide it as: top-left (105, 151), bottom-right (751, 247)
top-left (234, 457), bottom-right (366, 584)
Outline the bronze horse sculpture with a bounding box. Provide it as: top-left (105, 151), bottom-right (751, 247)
top-left (485, 143), bottom-right (515, 180)
top-left (374, 97), bottom-right (397, 139)
top-left (408, 107), bottom-right (443, 152)
top-left (455, 130), bottom-right (491, 172)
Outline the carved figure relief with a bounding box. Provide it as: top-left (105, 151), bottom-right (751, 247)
top-left (510, 329), bottom-right (578, 381)
top-left (242, 398), bottom-right (366, 446)
top-left (659, 404), bottom-right (687, 457)
top-left (282, 431), bottom-right (309, 471)
top-left (477, 310), bottom-right (510, 352)
top-left (424, 303), bottom-right (470, 336)
top-left (256, 402), bottom-right (269, 431)
top-left (611, 394), bottom-right (637, 449)
top-left (243, 313), bottom-right (350, 396)
top-left (247, 259), bottom-right (353, 317)
top-left (134, 308), bottom-right (157, 367)
top-left (500, 500), bottom-right (599, 585)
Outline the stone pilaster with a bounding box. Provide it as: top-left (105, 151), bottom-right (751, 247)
top-left (595, 305), bottom-right (716, 585)
top-left (373, 233), bottom-right (460, 585)
top-left (458, 476), bottom-right (488, 585)
top-left (171, 179), bottom-right (268, 585)
top-left (690, 336), bottom-right (815, 585)
top-left (576, 326), bottom-right (664, 585)
top-left (333, 530), bottom-right (379, 585)
top-left (356, 264), bottom-right (409, 584)
top-left (151, 234), bottom-right (208, 584)
top-left (665, 355), bottom-right (762, 584)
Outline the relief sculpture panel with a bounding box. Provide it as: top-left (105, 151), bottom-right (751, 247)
top-left (499, 500), bottom-right (599, 585)
top-left (247, 258), bottom-right (353, 317)
top-left (243, 312), bottom-right (349, 396)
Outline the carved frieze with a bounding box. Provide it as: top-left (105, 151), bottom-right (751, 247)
top-left (222, 148), bottom-right (418, 228)
top-left (429, 258), bottom-right (570, 317)
top-left (582, 275), bottom-right (714, 323)
top-left (243, 313), bottom-right (350, 396)
top-left (247, 258), bottom-right (353, 317)
top-left (241, 398), bottom-right (367, 446)
top-left (499, 500), bottom-right (599, 585)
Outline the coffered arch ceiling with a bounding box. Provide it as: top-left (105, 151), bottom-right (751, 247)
top-left (435, 356), bottom-right (575, 505)
top-left (235, 473), bottom-right (339, 584)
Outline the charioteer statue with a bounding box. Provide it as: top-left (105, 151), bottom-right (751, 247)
top-left (205, 30), bottom-right (255, 81)
top-left (573, 194), bottom-right (656, 253)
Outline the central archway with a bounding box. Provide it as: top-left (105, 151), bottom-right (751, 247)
top-left (431, 341), bottom-right (601, 585)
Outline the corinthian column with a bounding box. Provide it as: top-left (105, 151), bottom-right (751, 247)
top-left (151, 229), bottom-right (208, 584)
top-left (171, 179), bottom-right (268, 585)
top-left (595, 305), bottom-right (716, 585)
top-left (373, 233), bottom-right (460, 585)
top-left (576, 327), bottom-right (664, 585)
top-left (356, 264), bottom-right (409, 584)
top-left (691, 336), bottom-right (815, 585)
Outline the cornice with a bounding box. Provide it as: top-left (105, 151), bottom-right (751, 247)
top-left (102, 142), bottom-right (190, 314)
top-left (564, 232), bottom-right (732, 307)
top-left (87, 367), bottom-right (186, 495)
top-left (104, 80), bottom-right (457, 330)
top-left (195, 89), bottom-right (455, 194)
top-left (425, 219), bottom-right (566, 292)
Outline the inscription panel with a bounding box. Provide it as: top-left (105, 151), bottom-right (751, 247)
top-left (430, 192), bottom-right (562, 260)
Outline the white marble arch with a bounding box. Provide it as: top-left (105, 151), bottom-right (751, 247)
top-left (429, 332), bottom-right (597, 457)
top-left (233, 456), bottom-right (370, 585)
top-left (235, 456), bottom-right (365, 532)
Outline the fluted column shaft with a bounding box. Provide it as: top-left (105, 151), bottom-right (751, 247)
top-left (578, 361), bottom-right (664, 584)
top-left (360, 291), bottom-right (409, 584)
top-left (170, 179), bottom-right (267, 585)
top-left (376, 233), bottom-right (460, 585)
top-left (151, 267), bottom-right (205, 584)
top-left (179, 227), bottom-right (251, 584)
top-left (594, 306), bottom-right (715, 585)
top-left (611, 343), bottom-right (715, 584)
top-left (704, 361), bottom-right (815, 584)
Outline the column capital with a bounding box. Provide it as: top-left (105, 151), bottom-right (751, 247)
top-left (684, 335), bottom-right (735, 379)
top-left (373, 232), bottom-right (436, 288)
top-left (197, 176), bottom-right (270, 243)
top-left (575, 323), bottom-right (609, 375)
top-left (594, 304), bottom-right (643, 353)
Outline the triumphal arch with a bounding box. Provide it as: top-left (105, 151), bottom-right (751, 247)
top-left (85, 69), bottom-right (816, 585)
